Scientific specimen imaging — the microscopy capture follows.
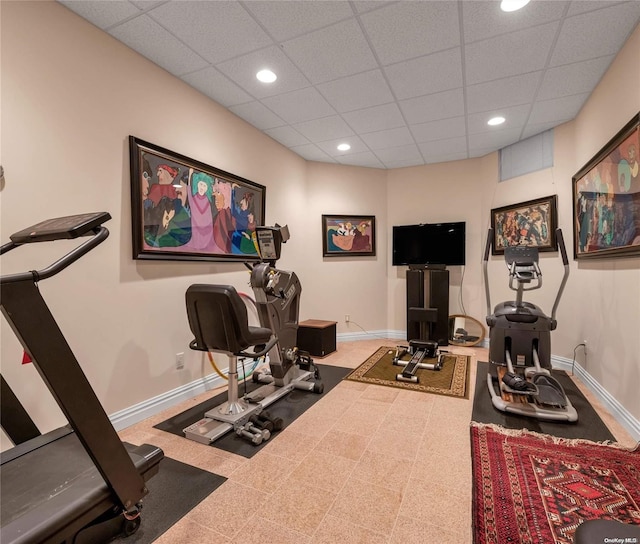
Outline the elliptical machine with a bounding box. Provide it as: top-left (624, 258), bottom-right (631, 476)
top-left (183, 224), bottom-right (323, 446)
top-left (483, 227), bottom-right (577, 422)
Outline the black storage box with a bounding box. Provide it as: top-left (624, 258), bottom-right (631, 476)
top-left (297, 320), bottom-right (337, 358)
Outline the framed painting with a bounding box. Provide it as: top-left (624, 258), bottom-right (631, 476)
top-left (490, 195), bottom-right (558, 255)
top-left (572, 113), bottom-right (640, 260)
top-left (322, 215), bottom-right (376, 257)
top-left (129, 136), bottom-right (265, 262)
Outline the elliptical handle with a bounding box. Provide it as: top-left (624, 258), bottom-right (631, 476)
top-left (550, 228), bottom-right (570, 324)
top-left (483, 228), bottom-right (493, 321)
top-left (483, 228), bottom-right (493, 262)
top-left (556, 228), bottom-right (569, 266)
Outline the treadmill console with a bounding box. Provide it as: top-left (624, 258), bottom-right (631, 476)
top-left (10, 212), bottom-right (112, 244)
top-left (256, 224), bottom-right (290, 262)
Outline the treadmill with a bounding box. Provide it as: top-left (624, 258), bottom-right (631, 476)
top-left (1, 212), bottom-right (164, 544)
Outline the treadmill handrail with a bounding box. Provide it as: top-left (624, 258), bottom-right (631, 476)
top-left (482, 228), bottom-right (493, 319)
top-left (0, 227), bottom-right (109, 284)
top-left (551, 228), bottom-right (570, 322)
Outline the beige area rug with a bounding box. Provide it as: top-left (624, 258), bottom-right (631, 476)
top-left (346, 346), bottom-right (470, 398)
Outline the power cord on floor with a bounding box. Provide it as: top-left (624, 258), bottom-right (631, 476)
top-left (346, 319), bottom-right (395, 340)
top-left (572, 343), bottom-right (587, 376)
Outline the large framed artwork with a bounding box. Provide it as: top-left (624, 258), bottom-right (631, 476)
top-left (490, 195), bottom-right (558, 255)
top-left (322, 215), bottom-right (376, 257)
top-left (129, 136), bottom-right (265, 262)
top-left (572, 113), bottom-right (640, 260)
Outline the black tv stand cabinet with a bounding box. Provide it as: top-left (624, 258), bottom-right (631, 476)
top-left (406, 268), bottom-right (449, 346)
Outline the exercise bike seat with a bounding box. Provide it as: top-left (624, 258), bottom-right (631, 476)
top-left (531, 374), bottom-right (567, 408)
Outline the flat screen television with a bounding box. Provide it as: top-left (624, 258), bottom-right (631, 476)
top-left (392, 221), bottom-right (466, 266)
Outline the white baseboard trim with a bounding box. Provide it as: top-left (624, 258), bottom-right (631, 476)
top-left (110, 373), bottom-right (226, 431)
top-left (552, 355), bottom-right (640, 442)
top-left (110, 331), bottom-right (640, 442)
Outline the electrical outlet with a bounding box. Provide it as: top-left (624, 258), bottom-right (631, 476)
top-left (345, 314), bottom-right (350, 323)
top-left (175, 352), bottom-right (184, 370)
top-left (583, 340), bottom-right (588, 351)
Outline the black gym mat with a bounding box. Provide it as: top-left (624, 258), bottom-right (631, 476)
top-left (154, 364), bottom-right (350, 458)
top-left (472, 361), bottom-right (616, 442)
top-left (118, 457), bottom-right (226, 543)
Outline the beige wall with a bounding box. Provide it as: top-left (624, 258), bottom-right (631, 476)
top-left (1, 2), bottom-right (638, 445)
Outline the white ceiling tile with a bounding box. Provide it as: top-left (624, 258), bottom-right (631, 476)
top-left (550, 3), bottom-right (640, 66)
top-left (410, 117), bottom-right (467, 144)
top-left (468, 128), bottom-right (523, 151)
top-left (317, 70), bottom-right (394, 113)
top-left (385, 48), bottom-right (463, 100)
top-left (381, 157), bottom-right (425, 169)
top-left (522, 120), bottom-right (561, 140)
top-left (228, 101), bottom-right (286, 130)
top-left (316, 136), bottom-right (369, 157)
top-left (289, 144), bottom-right (337, 163)
top-left (360, 127), bottom-right (414, 150)
top-left (399, 88), bottom-right (465, 125)
top-left (465, 22), bottom-right (559, 85)
top-left (292, 116), bottom-right (354, 142)
top-left (462, 0), bottom-right (567, 44)
top-left (261, 88), bottom-right (336, 124)
top-left (181, 67), bottom-right (253, 107)
top-left (467, 104), bottom-right (530, 135)
top-left (343, 103), bottom-right (406, 134)
top-left (537, 56), bottom-right (613, 101)
top-left (419, 136), bottom-right (468, 158)
top-left (148, 1), bottom-right (272, 64)
top-left (528, 93), bottom-right (590, 125)
top-left (109, 15), bottom-right (209, 76)
top-left (58, 0), bottom-right (639, 169)
top-left (215, 46), bottom-right (311, 99)
top-left (374, 144), bottom-right (422, 162)
top-left (244, 1), bottom-right (354, 42)
top-left (264, 126), bottom-right (310, 148)
top-left (337, 151), bottom-right (385, 168)
top-left (60, 0), bottom-right (142, 29)
top-left (282, 19), bottom-right (378, 84)
top-left (466, 72), bottom-right (542, 114)
top-left (360, 2), bottom-right (460, 65)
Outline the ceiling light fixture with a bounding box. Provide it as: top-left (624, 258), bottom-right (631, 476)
top-left (256, 69), bottom-right (277, 83)
top-left (500, 0), bottom-right (530, 12)
top-left (337, 143), bottom-right (351, 151)
top-left (488, 116), bottom-right (506, 126)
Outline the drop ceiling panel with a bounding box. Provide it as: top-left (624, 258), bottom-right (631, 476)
top-left (108, 15), bottom-right (209, 76)
top-left (317, 70), bottom-right (394, 113)
top-left (57, 0), bottom-right (640, 169)
top-left (385, 48), bottom-right (464, 100)
top-left (148, 1), bottom-right (272, 64)
top-left (215, 45), bottom-right (311, 98)
top-left (243, 1), bottom-right (354, 42)
top-left (281, 19), bottom-right (378, 84)
top-left (465, 22), bottom-right (559, 85)
top-left (181, 67), bottom-right (253, 107)
top-left (360, 1), bottom-right (460, 65)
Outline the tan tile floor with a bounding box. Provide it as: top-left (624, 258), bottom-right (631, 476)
top-left (119, 339), bottom-right (637, 543)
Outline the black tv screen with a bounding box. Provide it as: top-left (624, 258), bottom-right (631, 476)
top-left (392, 222), bottom-right (466, 266)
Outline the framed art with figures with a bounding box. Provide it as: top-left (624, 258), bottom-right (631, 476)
top-left (129, 136), bottom-right (265, 262)
top-left (490, 195), bottom-right (558, 255)
top-left (572, 113), bottom-right (640, 260)
top-left (322, 215), bottom-right (376, 257)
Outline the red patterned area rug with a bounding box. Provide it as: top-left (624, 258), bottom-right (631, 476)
top-left (471, 422), bottom-right (640, 544)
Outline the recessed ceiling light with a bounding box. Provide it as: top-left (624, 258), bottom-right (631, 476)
top-left (500, 0), bottom-right (530, 12)
top-left (256, 69), bottom-right (277, 83)
top-left (337, 143), bottom-right (351, 151)
top-left (488, 116), bottom-right (506, 126)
